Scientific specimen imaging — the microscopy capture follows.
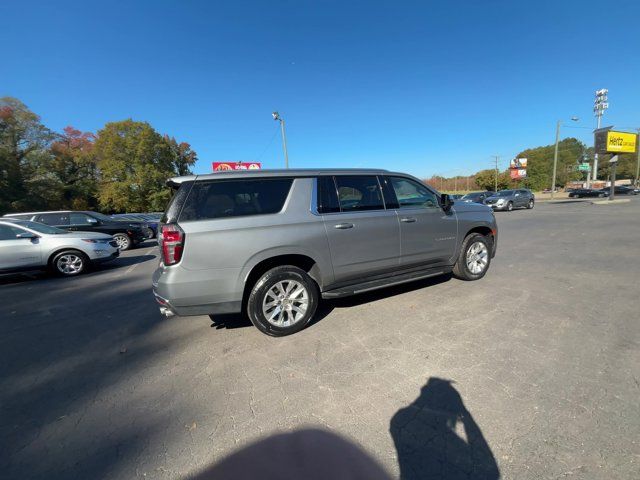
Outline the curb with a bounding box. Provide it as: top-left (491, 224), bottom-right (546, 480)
top-left (591, 199), bottom-right (631, 205)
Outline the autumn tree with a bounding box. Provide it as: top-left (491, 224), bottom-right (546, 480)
top-left (165, 135), bottom-right (197, 176)
top-left (0, 97), bottom-right (55, 213)
top-left (47, 126), bottom-right (98, 210)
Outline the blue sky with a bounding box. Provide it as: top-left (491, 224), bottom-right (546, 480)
top-left (2, 0), bottom-right (640, 177)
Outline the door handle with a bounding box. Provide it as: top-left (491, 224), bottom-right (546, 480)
top-left (334, 223), bottom-right (354, 229)
top-left (400, 217), bottom-right (417, 223)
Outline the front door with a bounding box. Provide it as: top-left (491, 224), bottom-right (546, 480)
top-left (0, 224), bottom-right (42, 270)
top-left (320, 175), bottom-right (400, 284)
top-left (387, 176), bottom-right (458, 268)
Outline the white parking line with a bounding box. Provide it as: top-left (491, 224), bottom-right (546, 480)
top-left (120, 246), bottom-right (158, 276)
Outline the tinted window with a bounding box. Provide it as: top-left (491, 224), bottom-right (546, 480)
top-left (37, 213), bottom-right (69, 226)
top-left (379, 176), bottom-right (399, 209)
top-left (69, 213), bottom-right (95, 225)
top-left (180, 178), bottom-right (293, 221)
top-left (389, 177), bottom-right (438, 209)
top-left (334, 176), bottom-right (384, 212)
top-left (0, 224), bottom-right (25, 240)
top-left (317, 176), bottom-right (340, 214)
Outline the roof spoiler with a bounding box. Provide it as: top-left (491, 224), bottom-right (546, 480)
top-left (166, 175), bottom-right (197, 189)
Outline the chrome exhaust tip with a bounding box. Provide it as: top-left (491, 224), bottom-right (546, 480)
top-left (159, 305), bottom-right (175, 317)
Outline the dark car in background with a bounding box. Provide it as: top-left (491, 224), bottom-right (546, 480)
top-left (3, 210), bottom-right (147, 250)
top-left (458, 191), bottom-right (495, 204)
top-left (568, 188), bottom-right (608, 198)
top-left (605, 186), bottom-right (638, 196)
top-left (111, 213), bottom-right (161, 238)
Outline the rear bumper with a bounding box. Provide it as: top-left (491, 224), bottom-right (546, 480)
top-left (152, 264), bottom-right (244, 317)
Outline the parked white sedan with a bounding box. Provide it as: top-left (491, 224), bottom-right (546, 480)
top-left (0, 219), bottom-right (119, 276)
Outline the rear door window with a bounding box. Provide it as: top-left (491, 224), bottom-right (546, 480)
top-left (334, 176), bottom-right (384, 212)
top-left (317, 176), bottom-right (340, 214)
top-left (180, 178), bottom-right (293, 221)
top-left (36, 213), bottom-right (70, 226)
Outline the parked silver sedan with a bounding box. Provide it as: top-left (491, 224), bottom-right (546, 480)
top-left (0, 219), bottom-right (119, 276)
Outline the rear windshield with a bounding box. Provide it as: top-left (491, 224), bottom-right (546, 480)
top-left (179, 178), bottom-right (293, 221)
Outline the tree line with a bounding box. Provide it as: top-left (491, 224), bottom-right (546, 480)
top-left (426, 137), bottom-right (638, 192)
top-left (0, 97), bottom-right (197, 215)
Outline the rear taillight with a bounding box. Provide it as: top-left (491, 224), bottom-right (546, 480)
top-left (159, 224), bottom-right (184, 266)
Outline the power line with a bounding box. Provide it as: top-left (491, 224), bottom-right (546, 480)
top-left (255, 125), bottom-right (281, 161)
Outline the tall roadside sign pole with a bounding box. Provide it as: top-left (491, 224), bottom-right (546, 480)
top-left (493, 155), bottom-right (500, 192)
top-left (593, 89), bottom-right (609, 181)
top-left (636, 128), bottom-right (640, 187)
top-left (272, 111), bottom-right (289, 169)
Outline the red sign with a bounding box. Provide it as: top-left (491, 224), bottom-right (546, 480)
top-left (212, 162), bottom-right (261, 171)
top-left (510, 169), bottom-right (527, 179)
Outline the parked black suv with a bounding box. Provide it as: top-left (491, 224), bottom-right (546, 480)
top-left (3, 210), bottom-right (147, 250)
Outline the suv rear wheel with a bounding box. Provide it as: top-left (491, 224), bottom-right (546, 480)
top-left (247, 265), bottom-right (319, 337)
top-left (452, 233), bottom-right (491, 281)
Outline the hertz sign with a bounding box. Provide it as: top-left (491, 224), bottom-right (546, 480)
top-left (594, 129), bottom-right (638, 154)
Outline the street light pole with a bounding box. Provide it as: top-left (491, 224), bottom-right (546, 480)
top-left (551, 117), bottom-right (579, 199)
top-left (272, 111), bottom-right (289, 169)
top-left (551, 120), bottom-right (560, 199)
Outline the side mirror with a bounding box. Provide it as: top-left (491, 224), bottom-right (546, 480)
top-left (440, 193), bottom-right (453, 211)
top-left (16, 232), bottom-right (38, 240)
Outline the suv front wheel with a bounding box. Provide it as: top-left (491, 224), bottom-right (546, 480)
top-left (247, 265), bottom-right (319, 337)
top-left (453, 233), bottom-right (492, 281)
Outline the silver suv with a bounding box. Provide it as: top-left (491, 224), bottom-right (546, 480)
top-left (153, 169), bottom-right (498, 336)
top-left (484, 189), bottom-right (535, 211)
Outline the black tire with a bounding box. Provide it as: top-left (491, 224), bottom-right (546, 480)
top-left (113, 233), bottom-right (132, 250)
top-left (142, 227), bottom-right (154, 239)
top-left (527, 199), bottom-right (534, 209)
top-left (50, 250), bottom-right (89, 276)
top-left (598, 193), bottom-right (604, 198)
top-left (246, 265), bottom-right (319, 337)
top-left (452, 233), bottom-right (492, 281)
top-left (506, 201), bottom-right (514, 212)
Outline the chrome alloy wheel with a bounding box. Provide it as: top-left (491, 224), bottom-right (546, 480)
top-left (56, 254), bottom-right (84, 275)
top-left (466, 241), bottom-right (488, 275)
top-left (114, 234), bottom-right (129, 250)
top-left (262, 280), bottom-right (309, 327)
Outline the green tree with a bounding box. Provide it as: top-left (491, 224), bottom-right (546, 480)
top-left (515, 138), bottom-right (586, 191)
top-left (94, 120), bottom-right (176, 212)
top-left (0, 97), bottom-right (55, 213)
top-left (474, 169), bottom-right (510, 191)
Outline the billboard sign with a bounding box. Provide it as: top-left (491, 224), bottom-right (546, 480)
top-left (509, 158), bottom-right (527, 169)
top-left (594, 129), bottom-right (637, 154)
top-left (510, 169), bottom-right (527, 179)
top-left (212, 162), bottom-right (262, 171)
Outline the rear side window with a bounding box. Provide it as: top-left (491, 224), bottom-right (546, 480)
top-left (179, 178), bottom-right (293, 221)
top-left (37, 213), bottom-right (69, 226)
top-left (317, 176), bottom-right (340, 214)
top-left (334, 176), bottom-right (384, 212)
top-left (162, 181), bottom-right (194, 224)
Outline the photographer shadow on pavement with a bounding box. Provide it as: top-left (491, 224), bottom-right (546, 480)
top-left (390, 377), bottom-right (500, 480)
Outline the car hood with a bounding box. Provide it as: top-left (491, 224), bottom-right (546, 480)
top-left (453, 201), bottom-right (492, 213)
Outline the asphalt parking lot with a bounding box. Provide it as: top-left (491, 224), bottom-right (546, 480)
top-left (1, 199), bottom-right (639, 480)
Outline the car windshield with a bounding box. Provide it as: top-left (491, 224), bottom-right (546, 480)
top-left (462, 192), bottom-right (483, 200)
top-left (90, 212), bottom-right (116, 222)
top-left (5, 220), bottom-right (67, 234)
top-left (495, 190), bottom-right (514, 197)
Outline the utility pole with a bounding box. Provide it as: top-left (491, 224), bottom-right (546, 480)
top-left (272, 111), bottom-right (289, 169)
top-left (593, 89), bottom-right (609, 181)
top-left (466, 175), bottom-right (470, 192)
top-left (493, 155), bottom-right (500, 192)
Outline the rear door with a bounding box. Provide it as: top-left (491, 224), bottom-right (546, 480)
top-left (320, 175), bottom-right (400, 284)
top-left (0, 224), bottom-right (42, 270)
top-left (386, 176), bottom-right (458, 268)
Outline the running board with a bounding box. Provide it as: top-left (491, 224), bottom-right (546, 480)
top-left (322, 268), bottom-right (448, 299)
